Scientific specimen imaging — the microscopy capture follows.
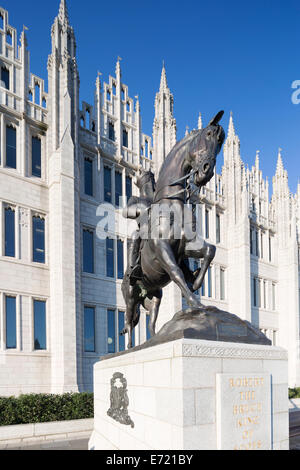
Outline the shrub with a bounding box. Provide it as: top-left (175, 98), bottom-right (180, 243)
top-left (0, 393), bottom-right (94, 426)
top-left (289, 388), bottom-right (300, 399)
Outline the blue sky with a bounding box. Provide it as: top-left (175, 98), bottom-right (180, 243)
top-left (4, 0), bottom-right (300, 193)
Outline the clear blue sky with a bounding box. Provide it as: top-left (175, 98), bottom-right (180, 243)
top-left (4, 0), bottom-right (300, 193)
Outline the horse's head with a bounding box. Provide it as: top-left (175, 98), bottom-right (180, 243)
top-left (187, 111), bottom-right (225, 187)
top-left (136, 168), bottom-right (156, 198)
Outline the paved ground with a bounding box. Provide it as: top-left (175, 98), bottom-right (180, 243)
top-left (289, 409), bottom-right (300, 450)
top-left (5, 437), bottom-right (89, 451)
top-left (4, 410), bottom-right (300, 450)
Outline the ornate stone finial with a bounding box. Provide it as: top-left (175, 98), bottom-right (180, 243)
top-left (58, 0), bottom-right (69, 25)
top-left (255, 150), bottom-right (260, 168)
top-left (116, 57), bottom-right (122, 77)
top-left (198, 112), bottom-right (203, 130)
top-left (185, 125), bottom-right (189, 136)
top-left (276, 147), bottom-right (284, 174)
top-left (228, 111), bottom-right (236, 138)
top-left (160, 62), bottom-right (169, 92)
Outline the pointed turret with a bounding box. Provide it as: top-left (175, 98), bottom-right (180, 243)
top-left (223, 111), bottom-right (241, 166)
top-left (58, 0), bottom-right (69, 25)
top-left (152, 63), bottom-right (177, 176)
top-left (272, 148), bottom-right (289, 199)
top-left (198, 113), bottom-right (202, 130)
top-left (160, 62), bottom-right (169, 92)
top-left (227, 111), bottom-right (236, 139)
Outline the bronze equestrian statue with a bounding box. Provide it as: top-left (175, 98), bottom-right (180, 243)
top-left (121, 111), bottom-right (225, 348)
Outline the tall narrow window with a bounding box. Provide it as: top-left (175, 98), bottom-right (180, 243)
top-left (253, 278), bottom-right (257, 307)
top-left (115, 172), bottom-right (123, 207)
top-left (250, 228), bottom-right (253, 254)
top-left (260, 232), bottom-right (264, 259)
top-left (34, 300), bottom-right (46, 351)
top-left (33, 216), bottom-right (45, 263)
top-left (106, 238), bottom-right (114, 278)
top-left (6, 125), bottom-right (16, 169)
top-left (84, 306), bottom-right (95, 352)
top-left (263, 280), bottom-right (267, 309)
top-left (216, 214), bottom-right (221, 244)
top-left (146, 314), bottom-right (151, 341)
top-left (32, 136), bottom-right (41, 178)
top-left (6, 296), bottom-right (16, 349)
top-left (207, 266), bottom-right (212, 298)
top-left (104, 167), bottom-right (112, 203)
top-left (126, 176), bottom-right (132, 201)
top-left (6, 31), bottom-right (12, 46)
top-left (84, 158), bottom-right (93, 196)
top-left (255, 230), bottom-right (259, 257)
top-left (109, 121), bottom-right (115, 141)
top-left (269, 236), bottom-right (272, 262)
top-left (83, 229), bottom-right (94, 273)
top-left (123, 129), bottom-right (128, 148)
top-left (272, 283), bottom-right (276, 311)
top-left (220, 268), bottom-right (225, 301)
top-left (258, 279), bottom-right (261, 308)
top-left (107, 309), bottom-right (115, 353)
top-left (118, 310), bottom-right (125, 352)
top-left (5, 207), bottom-right (15, 257)
top-left (1, 66), bottom-right (9, 90)
top-left (117, 239), bottom-right (124, 279)
top-left (35, 83), bottom-right (40, 106)
top-left (205, 209), bottom-right (210, 239)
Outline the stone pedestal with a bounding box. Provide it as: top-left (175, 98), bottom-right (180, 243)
top-left (89, 338), bottom-right (289, 450)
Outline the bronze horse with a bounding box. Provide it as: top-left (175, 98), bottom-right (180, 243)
top-left (121, 111), bottom-right (225, 348)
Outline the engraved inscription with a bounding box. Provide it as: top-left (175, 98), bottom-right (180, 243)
top-left (107, 372), bottom-right (134, 428)
top-left (217, 373), bottom-right (271, 450)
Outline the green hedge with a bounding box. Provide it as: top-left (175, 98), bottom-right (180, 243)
top-left (289, 388), bottom-right (300, 399)
top-left (0, 393), bottom-right (94, 427)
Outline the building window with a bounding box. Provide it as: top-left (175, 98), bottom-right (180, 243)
top-left (5, 207), bottom-right (15, 258)
top-left (123, 129), bottom-right (128, 148)
top-left (32, 136), bottom-right (41, 178)
top-left (107, 309), bottom-right (115, 353)
top-left (108, 121), bottom-right (115, 141)
top-left (33, 300), bottom-right (46, 350)
top-left (207, 266), bottom-right (212, 298)
top-left (6, 31), bottom-right (12, 46)
top-left (104, 167), bottom-right (112, 203)
top-left (6, 125), bottom-right (16, 169)
top-left (263, 280), bottom-right (267, 309)
top-left (117, 239), bottom-right (124, 279)
top-left (33, 216), bottom-right (45, 263)
top-left (115, 171), bottom-right (122, 207)
top-left (84, 306), bottom-right (95, 352)
top-left (269, 236), bottom-right (272, 262)
top-left (250, 227), bottom-right (253, 254)
top-left (253, 278), bottom-right (257, 307)
top-left (146, 314), bottom-right (151, 341)
top-left (118, 311), bottom-right (125, 351)
top-left (5, 296), bottom-right (16, 349)
top-left (35, 82), bottom-right (40, 106)
top-left (106, 238), bottom-right (114, 278)
top-left (126, 176), bottom-right (132, 201)
top-left (83, 229), bottom-right (94, 273)
top-left (258, 279), bottom-right (261, 308)
top-left (205, 209), bottom-right (210, 239)
top-left (255, 230), bottom-right (259, 257)
top-left (260, 232), bottom-right (264, 259)
top-left (272, 283), bottom-right (276, 311)
top-left (84, 158), bottom-right (93, 196)
top-left (1, 66), bottom-right (9, 90)
top-left (220, 268), bottom-right (225, 300)
top-left (216, 214), bottom-right (221, 244)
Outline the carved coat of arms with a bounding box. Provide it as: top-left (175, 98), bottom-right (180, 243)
top-left (107, 372), bottom-right (134, 428)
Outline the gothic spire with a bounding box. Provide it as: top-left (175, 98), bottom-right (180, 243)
top-left (58, 0), bottom-right (69, 25)
top-left (228, 111), bottom-right (236, 139)
top-left (160, 62), bottom-right (169, 92)
top-left (276, 148), bottom-right (284, 175)
top-left (198, 112), bottom-right (202, 130)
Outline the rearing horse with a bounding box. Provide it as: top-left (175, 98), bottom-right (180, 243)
top-left (121, 111), bottom-right (225, 348)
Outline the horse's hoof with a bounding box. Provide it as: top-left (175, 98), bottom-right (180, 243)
top-left (120, 328), bottom-right (127, 336)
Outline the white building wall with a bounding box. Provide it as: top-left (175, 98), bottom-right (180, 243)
top-left (0, 2), bottom-right (299, 395)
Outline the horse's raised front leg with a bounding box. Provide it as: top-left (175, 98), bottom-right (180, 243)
top-left (192, 242), bottom-right (216, 292)
top-left (152, 239), bottom-right (201, 309)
